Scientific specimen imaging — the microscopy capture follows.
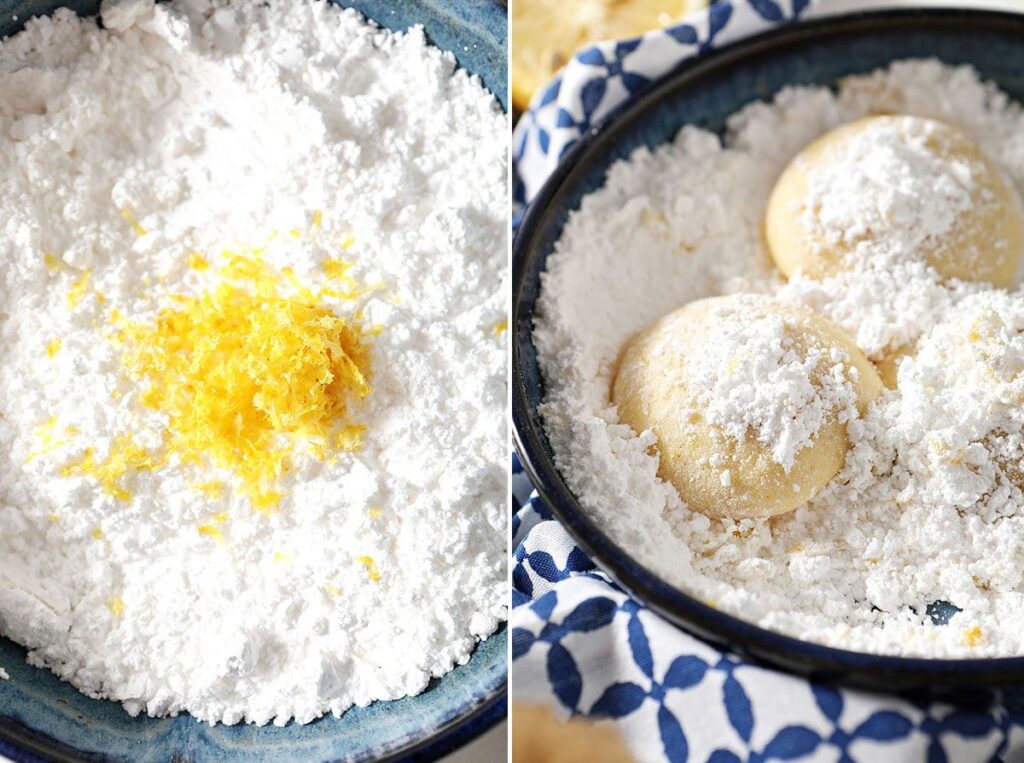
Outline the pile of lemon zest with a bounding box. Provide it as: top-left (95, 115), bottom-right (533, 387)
top-left (107, 596), bottom-right (125, 618)
top-left (64, 248), bottom-right (374, 513)
top-left (339, 235), bottom-right (355, 250)
top-left (47, 514), bottom-right (61, 524)
top-left (198, 524), bottom-right (223, 542)
top-left (188, 252), bottom-right (210, 271)
top-left (67, 269), bottom-right (92, 309)
top-left (44, 253), bottom-right (64, 272)
top-left (91, 527), bottom-right (105, 540)
top-left (492, 319), bottom-right (508, 336)
top-left (367, 506), bottom-right (384, 519)
top-left (334, 425), bottom-right (365, 451)
top-left (273, 551), bottom-right (293, 563)
top-left (357, 555), bottom-right (381, 582)
top-left (964, 626), bottom-right (984, 646)
top-left (46, 338), bottom-right (63, 358)
top-left (324, 582), bottom-right (344, 597)
top-left (312, 210), bottom-right (323, 228)
top-left (62, 435), bottom-right (160, 502)
top-left (120, 208), bottom-right (147, 237)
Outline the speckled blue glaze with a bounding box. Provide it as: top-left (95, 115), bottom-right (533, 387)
top-left (0, 1), bottom-right (507, 760)
top-left (513, 10), bottom-right (1024, 689)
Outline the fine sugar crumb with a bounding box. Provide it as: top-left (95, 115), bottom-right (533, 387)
top-left (535, 59), bottom-right (1024, 657)
top-left (680, 300), bottom-right (857, 472)
top-left (0, 667), bottom-right (7, 680)
top-left (0, 0), bottom-right (507, 725)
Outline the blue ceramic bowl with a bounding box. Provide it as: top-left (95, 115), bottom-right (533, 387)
top-left (512, 8), bottom-right (1024, 690)
top-left (0, 1), bottom-right (507, 761)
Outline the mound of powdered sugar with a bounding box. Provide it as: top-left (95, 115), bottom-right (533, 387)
top-left (800, 116), bottom-right (977, 265)
top-left (680, 304), bottom-right (859, 473)
top-left (535, 59), bottom-right (1024, 656)
top-left (0, 0), bottom-right (506, 724)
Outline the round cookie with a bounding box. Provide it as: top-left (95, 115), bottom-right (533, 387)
top-left (612, 294), bottom-right (883, 519)
top-left (764, 115), bottom-right (1024, 286)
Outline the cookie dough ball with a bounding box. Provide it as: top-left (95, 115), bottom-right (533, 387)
top-left (765, 115), bottom-right (1024, 286)
top-left (612, 294), bottom-right (882, 519)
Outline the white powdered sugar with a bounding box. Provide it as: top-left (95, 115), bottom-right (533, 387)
top-left (0, 0), bottom-right (506, 725)
top-left (535, 59), bottom-right (1024, 656)
top-left (801, 116), bottom-right (976, 264)
top-left (681, 304), bottom-right (857, 472)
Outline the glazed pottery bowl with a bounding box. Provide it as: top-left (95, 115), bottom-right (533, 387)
top-left (0, 1), bottom-right (507, 761)
top-left (512, 8), bottom-right (1024, 690)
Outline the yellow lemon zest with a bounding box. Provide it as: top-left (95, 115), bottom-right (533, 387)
top-left (121, 208), bottom-right (146, 237)
top-left (273, 551), bottom-right (293, 563)
top-left (47, 514), bottom-right (61, 524)
top-left (964, 626), bottom-right (984, 646)
top-left (339, 235), bottom-right (355, 250)
top-left (193, 481), bottom-right (223, 500)
top-left (312, 209), bottom-right (323, 228)
top-left (26, 417), bottom-right (76, 463)
top-left (62, 435), bottom-right (160, 502)
top-left (198, 524), bottom-right (223, 542)
top-left (357, 555), bottom-right (381, 582)
top-left (91, 528), bottom-right (105, 540)
top-left (44, 253), bottom-right (65, 272)
top-left (368, 506), bottom-right (384, 519)
top-left (107, 596), bottom-right (125, 618)
top-left (67, 269), bottom-right (92, 309)
top-left (109, 250), bottom-right (373, 511)
top-left (324, 582), bottom-right (344, 597)
top-left (189, 252), bottom-right (210, 271)
top-left (492, 319), bottom-right (508, 336)
top-left (46, 338), bottom-right (62, 358)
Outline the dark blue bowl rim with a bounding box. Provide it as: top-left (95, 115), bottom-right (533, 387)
top-left (512, 6), bottom-right (1024, 688)
top-left (0, 635), bottom-right (507, 763)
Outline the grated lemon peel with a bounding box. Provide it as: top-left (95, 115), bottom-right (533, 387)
top-left (106, 596), bottom-right (125, 618)
top-left (61, 240), bottom-right (375, 512)
top-left (67, 270), bottom-right (92, 309)
top-left (357, 555), bottom-right (381, 582)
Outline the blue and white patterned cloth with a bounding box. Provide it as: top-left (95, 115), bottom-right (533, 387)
top-left (511, 2), bottom-right (1024, 760)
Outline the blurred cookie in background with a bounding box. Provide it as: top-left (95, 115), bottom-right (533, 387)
top-left (511, 0), bottom-right (709, 112)
top-left (512, 703), bottom-right (636, 762)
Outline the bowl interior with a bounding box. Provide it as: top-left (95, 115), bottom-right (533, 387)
top-left (0, 1), bottom-right (507, 761)
top-left (513, 9), bottom-right (1024, 688)
top-left (0, 0), bottom-right (507, 108)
